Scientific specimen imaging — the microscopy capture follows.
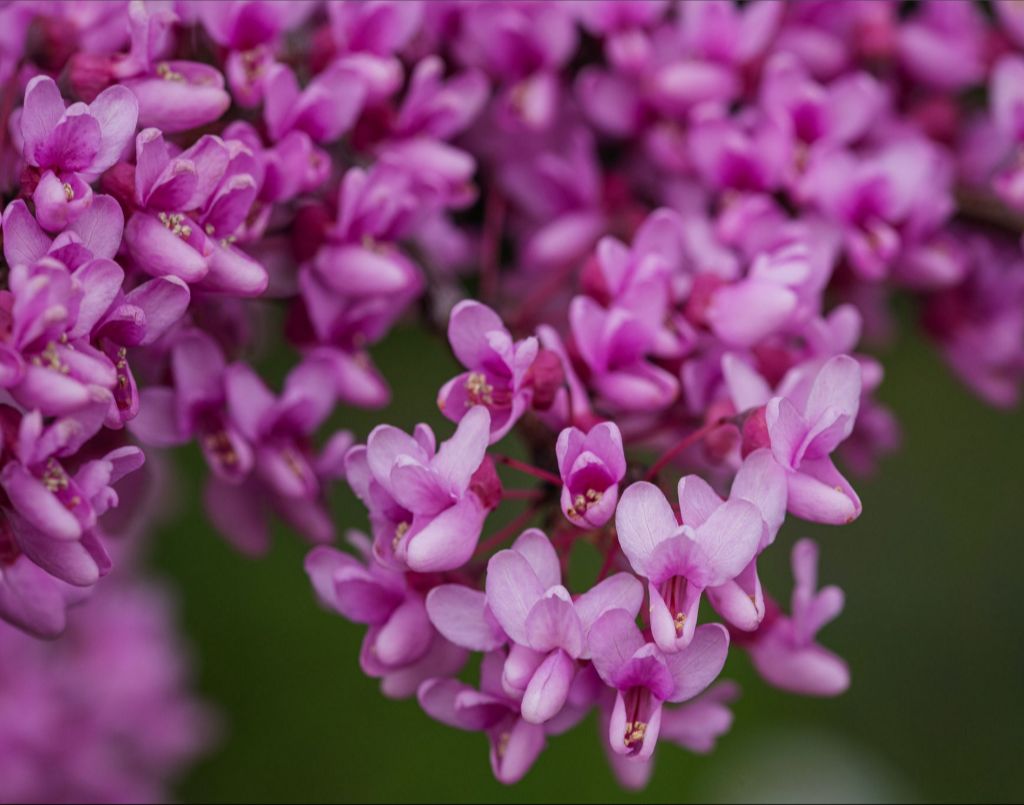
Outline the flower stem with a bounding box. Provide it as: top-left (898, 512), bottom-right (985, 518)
top-left (503, 488), bottom-right (544, 501)
top-left (475, 504), bottom-right (541, 557)
top-left (644, 418), bottom-right (726, 481)
top-left (492, 454), bottom-right (562, 486)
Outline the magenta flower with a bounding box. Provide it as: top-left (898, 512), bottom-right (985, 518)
top-left (438, 301), bottom-right (538, 442)
top-left (604, 681), bottom-right (739, 791)
top-left (570, 295), bottom-right (680, 412)
top-left (124, 129), bottom-right (268, 295)
top-left (1, 256), bottom-right (122, 416)
top-left (615, 479), bottom-right (763, 652)
top-left (677, 449), bottom-right (788, 632)
top-left (17, 76), bottom-right (137, 231)
top-left (418, 650), bottom-right (546, 785)
top-left (2, 195), bottom-right (124, 272)
top-left (129, 330), bottom-right (252, 482)
top-left (588, 608), bottom-right (729, 759)
top-left (344, 406), bottom-right (494, 572)
top-left (555, 422), bottom-right (626, 528)
top-left (480, 528), bottom-right (643, 723)
top-left (201, 356), bottom-right (348, 554)
top-left (307, 533), bottom-right (466, 699)
top-left (112, 2), bottom-right (231, 133)
top-left (0, 405), bottom-right (143, 636)
top-left (766, 355), bottom-right (863, 525)
top-left (745, 539), bottom-right (849, 697)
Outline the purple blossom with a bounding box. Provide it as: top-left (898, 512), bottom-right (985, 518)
top-left (588, 608), bottom-right (729, 759)
top-left (438, 301), bottom-right (538, 442)
top-left (307, 532), bottom-right (466, 699)
top-left (556, 422), bottom-right (626, 528)
top-left (17, 76), bottom-right (137, 231)
top-left (344, 406), bottom-right (495, 572)
top-left (744, 539), bottom-right (849, 697)
top-left (765, 355), bottom-right (863, 525)
top-left (479, 528), bottom-right (643, 723)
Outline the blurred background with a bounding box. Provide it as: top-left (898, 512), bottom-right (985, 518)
top-left (148, 320), bottom-right (1024, 804)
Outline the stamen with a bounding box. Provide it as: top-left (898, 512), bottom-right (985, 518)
top-left (62, 182), bottom-right (74, 200)
top-left (392, 521), bottom-right (410, 551)
top-left (464, 372), bottom-right (495, 406)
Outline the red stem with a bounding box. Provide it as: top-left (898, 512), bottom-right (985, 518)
top-left (474, 504), bottom-right (540, 557)
top-left (493, 454), bottom-right (562, 486)
top-left (643, 418), bottom-right (726, 481)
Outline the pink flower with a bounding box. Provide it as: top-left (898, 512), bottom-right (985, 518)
top-left (344, 406), bottom-right (495, 572)
top-left (17, 76), bottom-right (137, 231)
top-left (614, 458), bottom-right (773, 652)
top-left (744, 539), bottom-right (849, 696)
top-left (766, 355), bottom-right (863, 524)
top-left (556, 422), bottom-right (626, 528)
top-left (438, 301), bottom-right (538, 442)
top-left (588, 608), bottom-right (729, 759)
top-left (307, 532), bottom-right (466, 699)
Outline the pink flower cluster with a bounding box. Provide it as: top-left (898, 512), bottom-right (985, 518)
top-left (1, 0), bottom-right (1023, 795)
top-left (0, 579), bottom-right (215, 803)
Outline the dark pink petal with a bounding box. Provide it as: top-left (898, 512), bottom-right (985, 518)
top-left (448, 301), bottom-right (507, 369)
top-left (86, 84), bottom-right (139, 174)
top-left (123, 276), bottom-right (190, 345)
top-left (374, 597), bottom-right (432, 667)
top-left (749, 632), bottom-right (850, 697)
top-left (20, 76), bottom-right (67, 166)
top-left (2, 200), bottom-right (52, 268)
top-left (786, 457), bottom-right (861, 525)
top-left (68, 194), bottom-right (124, 259)
top-left (574, 573), bottom-right (644, 654)
top-left (691, 498), bottom-right (762, 586)
top-left (33, 171), bottom-right (93, 232)
top-left (198, 244), bottom-right (268, 297)
top-left (125, 213), bottom-right (210, 282)
top-left (432, 406), bottom-right (490, 495)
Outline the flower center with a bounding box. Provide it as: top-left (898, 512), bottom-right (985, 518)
top-left (566, 488), bottom-right (602, 520)
top-left (392, 521), bottom-right (410, 551)
top-left (158, 212), bottom-right (192, 239)
top-left (464, 372), bottom-right (495, 406)
top-left (156, 62), bottom-right (185, 82)
top-left (63, 182), bottom-right (74, 200)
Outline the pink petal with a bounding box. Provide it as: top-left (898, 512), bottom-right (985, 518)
top-left (521, 649), bottom-right (575, 724)
top-left (511, 528), bottom-right (561, 590)
top-left (614, 481), bottom-right (678, 576)
top-left (405, 494), bottom-right (486, 573)
top-left (485, 548), bottom-right (545, 645)
top-left (426, 584), bottom-right (504, 651)
top-left (677, 474), bottom-right (722, 530)
top-left (664, 623), bottom-right (730, 703)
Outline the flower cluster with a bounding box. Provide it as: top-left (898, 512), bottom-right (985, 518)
top-left (0, 579), bottom-right (215, 803)
top-left (2, 0), bottom-right (1023, 795)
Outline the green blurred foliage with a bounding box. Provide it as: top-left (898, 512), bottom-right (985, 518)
top-left (149, 323), bottom-right (1024, 804)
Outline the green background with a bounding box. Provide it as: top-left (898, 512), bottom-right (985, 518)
top-left (148, 321), bottom-right (1024, 804)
